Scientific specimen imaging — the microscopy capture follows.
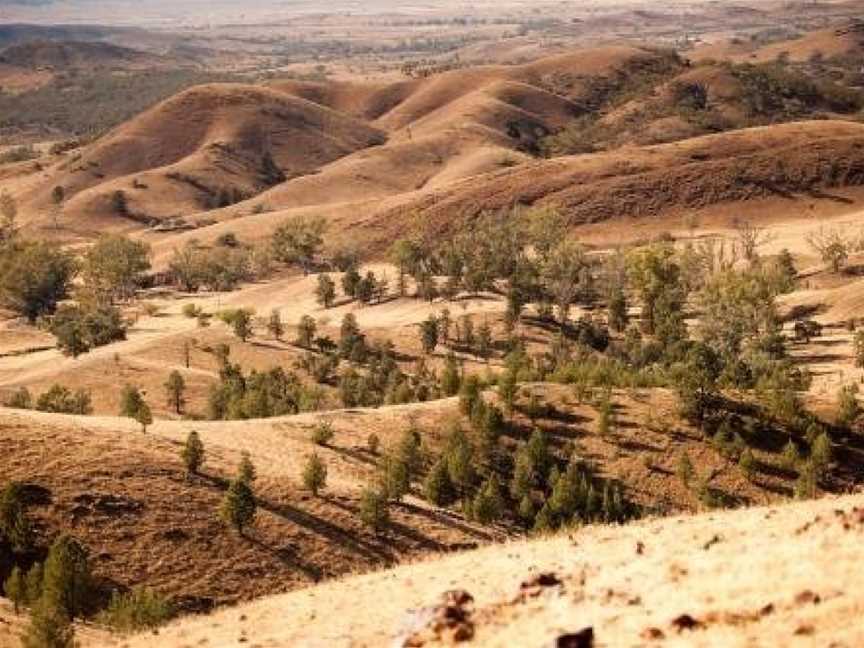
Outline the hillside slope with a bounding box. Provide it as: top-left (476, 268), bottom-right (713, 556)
top-left (97, 491), bottom-right (864, 647)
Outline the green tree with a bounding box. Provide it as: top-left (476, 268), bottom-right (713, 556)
top-left (238, 452), bottom-right (257, 485)
top-left (471, 476), bottom-right (504, 524)
top-left (440, 353), bottom-right (461, 396)
top-left (220, 478), bottom-right (257, 535)
top-left (49, 303), bottom-right (126, 358)
top-left (135, 402), bottom-right (153, 433)
top-left (607, 288), bottom-right (628, 332)
top-left (164, 370), bottom-right (186, 414)
top-left (272, 216), bottom-right (327, 274)
top-left (182, 430), bottom-right (205, 475)
top-left (311, 420), bottom-right (335, 446)
top-left (419, 315), bottom-right (439, 355)
top-left (119, 385), bottom-right (151, 431)
top-left (0, 482), bottom-right (33, 552)
top-left (22, 601), bottom-right (75, 648)
top-left (855, 330), bottom-right (864, 368)
top-left (4, 566), bottom-right (25, 613)
top-left (836, 384), bottom-right (860, 428)
top-left (379, 454), bottom-right (410, 503)
top-left (0, 241), bottom-right (76, 322)
top-left (267, 309), bottom-right (284, 341)
top-left (359, 488), bottom-right (389, 532)
top-left (316, 274), bottom-right (336, 308)
top-left (41, 535), bottom-right (92, 618)
top-left (296, 315), bottom-right (317, 347)
top-left (302, 453), bottom-right (327, 496)
top-left (81, 234), bottom-right (151, 304)
top-left (423, 458), bottom-right (456, 506)
top-left (230, 308), bottom-right (254, 342)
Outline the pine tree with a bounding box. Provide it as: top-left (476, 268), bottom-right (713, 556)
top-left (135, 401), bottom-right (153, 433)
top-left (440, 353), bottom-right (461, 396)
top-left (42, 535), bottom-right (91, 618)
top-left (0, 482), bottom-right (33, 552)
top-left (810, 432), bottom-right (833, 472)
top-left (471, 476), bottom-right (504, 524)
top-left (380, 455), bottom-right (409, 502)
top-left (220, 478), bottom-right (257, 535)
top-left (22, 600), bottom-right (75, 648)
top-left (781, 438), bottom-right (800, 471)
top-left (518, 494), bottom-right (535, 526)
top-left (532, 501), bottom-right (554, 533)
top-left (608, 288), bottom-right (628, 332)
top-left (4, 566), bottom-right (25, 613)
top-left (182, 430), bottom-right (205, 475)
top-left (423, 458), bottom-right (456, 506)
top-left (164, 370), bottom-right (186, 414)
top-left (24, 563), bottom-right (43, 604)
top-left (238, 452), bottom-right (257, 485)
top-left (359, 488), bottom-right (389, 532)
top-left (302, 453), bottom-right (327, 496)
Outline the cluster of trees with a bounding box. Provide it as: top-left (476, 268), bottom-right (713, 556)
top-left (168, 239), bottom-right (274, 293)
top-left (0, 215), bottom-right (153, 357)
top-left (207, 345), bottom-right (323, 420)
top-left (355, 381), bottom-right (638, 535)
top-left (2, 483), bottom-right (174, 645)
top-left (4, 385), bottom-right (92, 415)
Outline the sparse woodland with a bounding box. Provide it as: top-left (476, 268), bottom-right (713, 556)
top-left (2, 5), bottom-right (864, 644)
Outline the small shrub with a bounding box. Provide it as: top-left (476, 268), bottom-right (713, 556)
top-left (311, 420), bottom-right (335, 446)
top-left (97, 589), bottom-right (175, 633)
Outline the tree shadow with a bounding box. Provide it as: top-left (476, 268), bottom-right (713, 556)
top-left (246, 536), bottom-right (324, 582)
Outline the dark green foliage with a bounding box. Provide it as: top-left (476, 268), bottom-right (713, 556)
top-left (316, 274), bottom-right (336, 308)
top-left (182, 431), bottom-right (205, 475)
top-left (419, 315), bottom-right (439, 355)
top-left (359, 488), bottom-right (389, 532)
top-left (423, 458), bottom-right (456, 506)
top-left (49, 303), bottom-right (127, 358)
top-left (0, 241), bottom-right (76, 322)
top-left (220, 478), bottom-right (257, 535)
top-left (119, 384), bottom-right (151, 431)
top-left (471, 476), bottom-right (504, 524)
top-left (238, 452), bottom-right (257, 485)
top-left (836, 384), bottom-right (860, 428)
top-left (97, 589), bottom-right (175, 633)
top-left (35, 385), bottom-right (92, 415)
top-left (379, 454), bottom-right (410, 502)
top-left (458, 375), bottom-right (482, 416)
top-left (0, 482), bottom-right (33, 553)
top-left (4, 566), bottom-right (25, 613)
top-left (164, 370), bottom-right (186, 414)
top-left (302, 453), bottom-right (327, 496)
top-left (297, 315), bottom-right (317, 347)
top-left (441, 353), bottom-right (461, 396)
top-left (208, 364), bottom-right (311, 420)
top-left (267, 309), bottom-right (284, 341)
top-left (41, 535), bottom-right (92, 618)
top-left (22, 600), bottom-right (75, 648)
